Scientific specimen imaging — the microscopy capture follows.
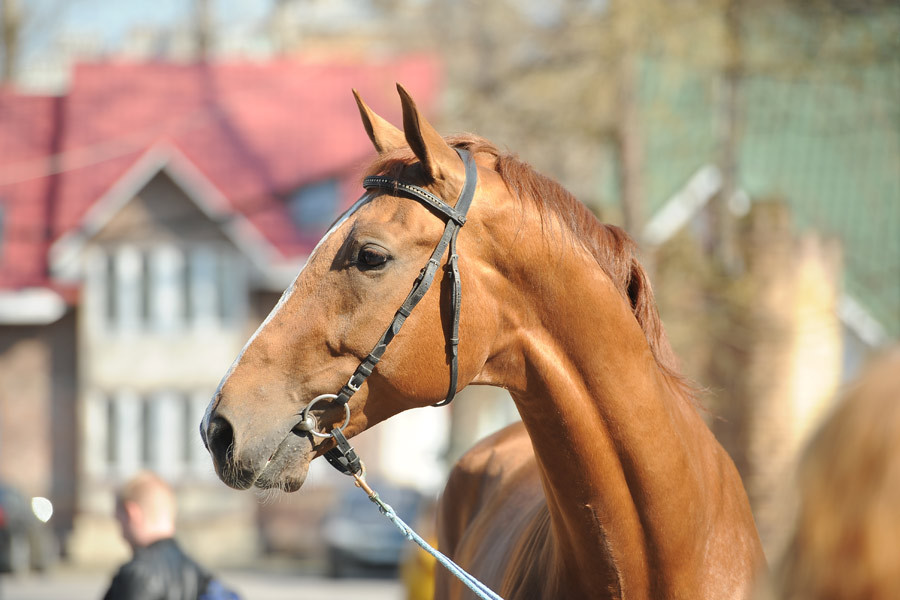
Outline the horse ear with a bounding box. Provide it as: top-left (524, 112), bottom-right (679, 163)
top-left (397, 83), bottom-right (461, 183)
top-left (353, 89), bottom-right (405, 154)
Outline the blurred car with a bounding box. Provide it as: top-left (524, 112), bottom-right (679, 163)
top-left (0, 482), bottom-right (58, 574)
top-left (320, 481), bottom-right (426, 579)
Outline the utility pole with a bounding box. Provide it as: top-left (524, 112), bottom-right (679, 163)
top-left (1, 0), bottom-right (21, 85)
top-left (194, 0), bottom-right (211, 61)
top-left (617, 55), bottom-right (645, 246)
top-left (611, 0), bottom-right (645, 246)
top-left (712, 0), bottom-right (743, 274)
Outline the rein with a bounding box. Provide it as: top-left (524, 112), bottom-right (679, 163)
top-left (350, 468), bottom-right (504, 600)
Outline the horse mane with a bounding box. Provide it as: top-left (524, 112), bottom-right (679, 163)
top-left (365, 134), bottom-right (692, 398)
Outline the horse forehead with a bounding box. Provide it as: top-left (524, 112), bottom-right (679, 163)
top-left (344, 193), bottom-right (447, 239)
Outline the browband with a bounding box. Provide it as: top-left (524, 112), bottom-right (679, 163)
top-left (362, 176), bottom-right (468, 226)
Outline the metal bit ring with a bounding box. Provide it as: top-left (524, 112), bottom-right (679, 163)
top-left (296, 394), bottom-right (351, 439)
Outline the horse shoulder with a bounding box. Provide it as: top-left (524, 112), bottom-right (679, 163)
top-left (436, 421), bottom-right (560, 600)
top-left (437, 422), bottom-right (527, 547)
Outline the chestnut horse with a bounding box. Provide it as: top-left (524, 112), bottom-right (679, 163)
top-left (201, 85), bottom-right (765, 598)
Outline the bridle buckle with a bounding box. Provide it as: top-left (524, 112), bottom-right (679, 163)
top-left (346, 374), bottom-right (362, 393)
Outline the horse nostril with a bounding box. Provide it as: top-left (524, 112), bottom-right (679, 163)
top-left (206, 415), bottom-right (235, 468)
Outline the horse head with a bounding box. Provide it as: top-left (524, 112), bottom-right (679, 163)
top-left (201, 85), bottom-right (508, 492)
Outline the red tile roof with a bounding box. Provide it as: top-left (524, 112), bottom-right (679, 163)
top-left (0, 56), bottom-right (440, 291)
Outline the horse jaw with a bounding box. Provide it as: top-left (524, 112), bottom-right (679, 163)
top-left (252, 431), bottom-right (315, 493)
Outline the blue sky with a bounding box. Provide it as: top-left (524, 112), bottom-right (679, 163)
top-left (23, 0), bottom-right (273, 59)
top-left (62, 0), bottom-right (185, 35)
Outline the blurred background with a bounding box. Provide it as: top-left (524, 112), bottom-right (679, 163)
top-left (0, 0), bottom-right (897, 598)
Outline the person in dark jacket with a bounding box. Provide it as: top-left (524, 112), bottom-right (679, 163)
top-left (103, 471), bottom-right (237, 600)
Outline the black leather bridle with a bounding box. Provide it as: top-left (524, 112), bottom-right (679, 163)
top-left (296, 148), bottom-right (478, 474)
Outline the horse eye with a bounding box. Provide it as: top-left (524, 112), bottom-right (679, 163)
top-left (357, 246), bottom-right (389, 268)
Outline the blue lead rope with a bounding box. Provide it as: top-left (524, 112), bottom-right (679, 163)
top-left (351, 473), bottom-right (505, 600)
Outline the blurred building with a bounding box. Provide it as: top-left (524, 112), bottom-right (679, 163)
top-left (0, 56), bottom-right (441, 565)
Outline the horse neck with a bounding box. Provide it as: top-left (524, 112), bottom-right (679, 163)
top-left (496, 231), bottom-right (719, 596)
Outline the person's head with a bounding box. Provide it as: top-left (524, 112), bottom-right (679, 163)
top-left (772, 348), bottom-right (900, 599)
top-left (115, 471), bottom-right (177, 550)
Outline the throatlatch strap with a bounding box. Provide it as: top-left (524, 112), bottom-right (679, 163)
top-left (434, 230), bottom-right (462, 407)
top-left (433, 148), bottom-right (478, 406)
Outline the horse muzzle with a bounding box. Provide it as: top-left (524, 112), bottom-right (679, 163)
top-left (203, 403), bottom-right (315, 492)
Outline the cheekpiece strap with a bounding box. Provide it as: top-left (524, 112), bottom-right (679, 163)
top-left (334, 148), bottom-right (477, 411)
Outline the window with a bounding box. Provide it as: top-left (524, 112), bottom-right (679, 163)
top-left (186, 246), bottom-right (245, 328)
top-left (288, 179), bottom-right (339, 230)
top-left (148, 246), bottom-right (185, 333)
top-left (105, 246), bottom-right (143, 332)
top-left (141, 401), bottom-right (154, 465)
top-left (216, 247), bottom-right (242, 324)
top-left (105, 399), bottom-right (117, 464)
top-left (140, 253), bottom-right (152, 324)
top-left (87, 389), bottom-right (215, 481)
top-left (94, 244), bottom-right (246, 334)
top-left (182, 398), bottom-right (194, 464)
top-left (104, 253), bottom-right (118, 328)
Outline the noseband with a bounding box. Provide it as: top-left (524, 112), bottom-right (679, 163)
top-left (296, 148), bottom-right (478, 472)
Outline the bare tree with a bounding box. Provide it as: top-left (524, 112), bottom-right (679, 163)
top-left (194, 0), bottom-right (212, 61)
top-left (0, 0), bottom-right (75, 86)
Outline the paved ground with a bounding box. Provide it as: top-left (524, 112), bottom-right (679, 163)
top-left (0, 567), bottom-right (403, 600)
